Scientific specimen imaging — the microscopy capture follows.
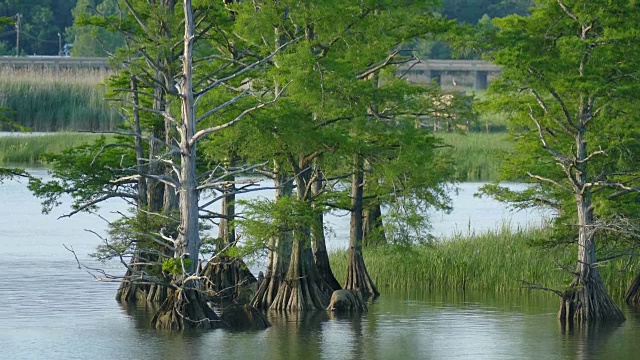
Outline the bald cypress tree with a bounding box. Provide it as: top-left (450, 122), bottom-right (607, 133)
top-left (481, 0), bottom-right (640, 323)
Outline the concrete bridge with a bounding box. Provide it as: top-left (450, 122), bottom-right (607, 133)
top-left (400, 60), bottom-right (501, 90)
top-left (0, 56), bottom-right (500, 89)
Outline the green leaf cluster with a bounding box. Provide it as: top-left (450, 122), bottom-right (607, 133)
top-left (162, 258), bottom-right (193, 276)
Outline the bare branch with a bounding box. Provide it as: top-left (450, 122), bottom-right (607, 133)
top-left (355, 49), bottom-right (400, 80)
top-left (106, 97), bottom-right (178, 125)
top-left (583, 181), bottom-right (640, 194)
top-left (530, 89), bottom-right (577, 136)
top-left (58, 193), bottom-right (137, 219)
top-left (528, 106), bottom-right (572, 167)
top-left (556, 0), bottom-right (580, 24)
top-left (197, 177), bottom-right (261, 191)
top-left (199, 161), bottom-right (268, 189)
top-left (122, 0), bottom-right (150, 35)
top-left (194, 37), bottom-right (300, 97)
top-left (189, 81), bottom-right (292, 146)
top-left (528, 67), bottom-right (578, 130)
top-left (527, 172), bottom-right (571, 191)
top-left (520, 280), bottom-right (564, 297)
top-left (575, 148), bottom-right (606, 164)
top-left (195, 88), bottom-right (249, 123)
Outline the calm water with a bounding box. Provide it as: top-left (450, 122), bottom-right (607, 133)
top-left (1, 169), bottom-right (639, 360)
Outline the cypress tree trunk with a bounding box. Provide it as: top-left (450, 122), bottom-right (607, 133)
top-left (624, 273), bottom-right (640, 305)
top-left (219, 178), bottom-right (235, 246)
top-left (344, 153), bottom-right (379, 298)
top-left (270, 161), bottom-right (329, 310)
top-left (363, 201), bottom-right (386, 247)
top-left (116, 75), bottom-right (172, 306)
top-left (312, 164), bottom-right (341, 292)
top-left (251, 168), bottom-right (294, 309)
top-left (558, 194), bottom-right (624, 323)
top-left (203, 166), bottom-right (257, 300)
top-left (116, 76), bottom-right (148, 304)
top-left (270, 229), bottom-right (327, 311)
top-left (149, 68), bottom-right (169, 212)
top-left (559, 132), bottom-right (624, 323)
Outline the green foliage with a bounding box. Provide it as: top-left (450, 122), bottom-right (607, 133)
top-left (411, 0), bottom-right (533, 60)
top-left (28, 134), bottom-right (135, 214)
top-left (238, 195), bottom-right (322, 254)
top-left (442, 0), bottom-right (533, 24)
top-left (479, 1), bottom-right (640, 247)
top-left (0, 106), bottom-right (28, 132)
top-left (93, 207), bottom-right (178, 256)
top-left (162, 258), bottom-right (193, 276)
top-left (228, 1), bottom-right (462, 244)
top-left (0, 166), bottom-right (26, 183)
top-left (67, 0), bottom-right (125, 56)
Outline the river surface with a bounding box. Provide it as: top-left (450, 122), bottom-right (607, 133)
top-left (1, 169), bottom-right (639, 359)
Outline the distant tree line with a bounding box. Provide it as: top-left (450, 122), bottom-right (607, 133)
top-left (418, 0), bottom-right (534, 59)
top-left (0, 0), bottom-right (75, 55)
top-left (0, 1), bottom-right (532, 57)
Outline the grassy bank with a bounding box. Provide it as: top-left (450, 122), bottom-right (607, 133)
top-left (0, 133), bottom-right (107, 165)
top-left (438, 132), bottom-right (512, 182)
top-left (0, 68), bottom-right (119, 131)
top-left (330, 226), bottom-right (638, 300)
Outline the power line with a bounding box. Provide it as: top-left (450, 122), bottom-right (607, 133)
top-left (21, 30), bottom-right (63, 44)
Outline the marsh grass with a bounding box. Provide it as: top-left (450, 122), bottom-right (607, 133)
top-left (0, 68), bottom-right (119, 131)
top-left (438, 132), bottom-right (511, 181)
top-left (330, 226), bottom-right (639, 300)
top-left (0, 133), bottom-right (108, 165)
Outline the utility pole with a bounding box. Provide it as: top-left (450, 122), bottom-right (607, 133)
top-left (15, 13), bottom-right (21, 56)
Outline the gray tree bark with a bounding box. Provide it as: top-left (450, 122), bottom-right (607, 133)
top-left (251, 164), bottom-right (294, 309)
top-left (559, 129), bottom-right (624, 323)
top-left (312, 163), bottom-right (341, 292)
top-left (345, 152), bottom-right (379, 298)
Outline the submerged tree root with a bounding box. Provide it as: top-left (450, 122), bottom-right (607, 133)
top-left (117, 278), bottom-right (168, 306)
top-left (558, 276), bottom-right (625, 324)
top-left (116, 259), bottom-right (169, 306)
top-left (151, 281), bottom-right (225, 330)
top-left (270, 278), bottom-right (328, 311)
top-left (624, 273), bottom-right (640, 305)
top-left (220, 304), bottom-right (270, 330)
top-left (251, 274), bottom-right (282, 310)
top-left (315, 249), bottom-right (342, 294)
top-left (344, 250), bottom-right (379, 299)
top-left (202, 257), bottom-right (257, 302)
top-left (327, 289), bottom-right (367, 312)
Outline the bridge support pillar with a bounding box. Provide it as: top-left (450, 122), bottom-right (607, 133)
top-left (428, 70), bottom-right (442, 86)
top-left (474, 71), bottom-right (488, 90)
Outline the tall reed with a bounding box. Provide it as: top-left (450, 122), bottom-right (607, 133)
top-left (330, 226), bottom-right (638, 299)
top-left (0, 133), bottom-right (107, 165)
top-left (0, 68), bottom-right (119, 131)
top-left (438, 132), bottom-right (511, 181)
